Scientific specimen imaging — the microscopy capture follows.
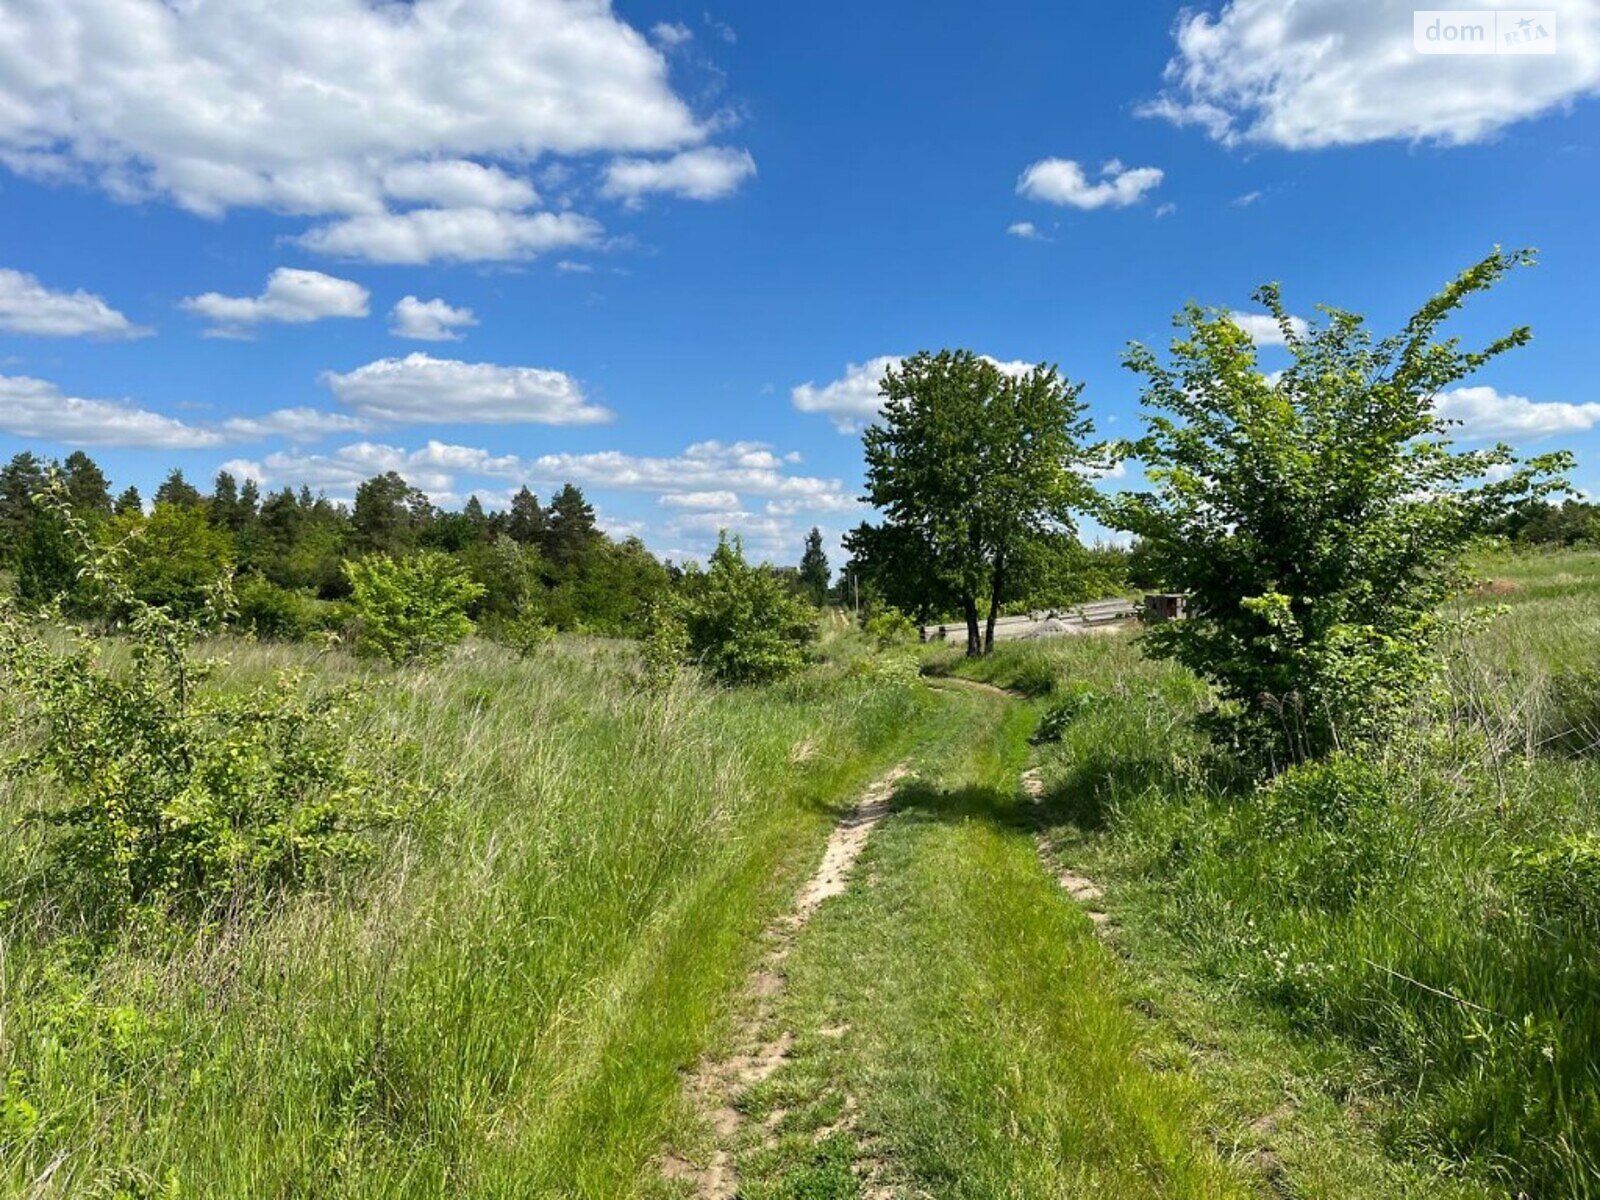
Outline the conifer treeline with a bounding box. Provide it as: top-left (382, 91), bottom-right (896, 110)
top-left (0, 449), bottom-right (672, 635)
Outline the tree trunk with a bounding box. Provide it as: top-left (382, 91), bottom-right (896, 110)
top-left (984, 557), bottom-right (1004, 655)
top-left (962, 595), bottom-right (982, 657)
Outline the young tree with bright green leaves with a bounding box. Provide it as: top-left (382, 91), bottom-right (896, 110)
top-left (861, 350), bottom-right (1104, 656)
top-left (343, 551), bottom-right (485, 666)
top-left (1104, 249), bottom-right (1570, 765)
top-left (678, 534), bottom-right (818, 684)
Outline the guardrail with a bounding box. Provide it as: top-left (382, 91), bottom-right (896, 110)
top-left (919, 597), bottom-right (1142, 643)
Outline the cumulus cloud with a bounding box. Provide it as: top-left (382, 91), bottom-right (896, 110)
top-left (322, 353), bottom-right (611, 426)
top-left (0, 374), bottom-right (222, 448)
top-left (298, 208), bottom-right (602, 265)
top-left (529, 441), bottom-right (851, 506)
top-left (381, 160), bottom-right (538, 210)
top-left (792, 354), bottom-right (1036, 433)
top-left (601, 146), bottom-right (756, 204)
top-left (1017, 158), bottom-right (1164, 209)
top-left (1435, 385), bottom-right (1600, 439)
top-left (1141, 0), bottom-right (1600, 148)
top-left (219, 407), bottom-right (371, 443)
top-left (0, 268), bottom-right (150, 339)
top-left (1007, 221), bottom-right (1045, 240)
top-left (1228, 310), bottom-right (1309, 347)
top-left (181, 268), bottom-right (369, 335)
top-left (660, 490), bottom-right (740, 509)
top-left (0, 0), bottom-right (704, 219)
top-left (390, 296), bottom-right (478, 342)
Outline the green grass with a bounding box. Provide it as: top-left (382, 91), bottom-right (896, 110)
top-left (0, 637), bottom-right (928, 1196)
top-left (955, 549), bottom-right (1600, 1198)
top-left (728, 685), bottom-right (1251, 1199)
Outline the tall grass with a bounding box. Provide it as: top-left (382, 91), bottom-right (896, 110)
top-left (961, 555), bottom-right (1600, 1196)
top-left (0, 636), bottom-right (926, 1196)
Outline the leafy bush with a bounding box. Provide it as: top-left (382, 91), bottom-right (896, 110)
top-left (0, 492), bottom-right (414, 928)
top-left (1106, 250), bottom-right (1569, 765)
top-left (343, 551), bottom-right (485, 666)
top-left (679, 536), bottom-right (818, 685)
top-left (118, 503), bottom-right (236, 621)
top-left (639, 599), bottom-right (689, 692)
top-left (233, 575), bottom-right (325, 641)
top-left (490, 608), bottom-right (555, 658)
top-left (863, 607), bottom-right (917, 648)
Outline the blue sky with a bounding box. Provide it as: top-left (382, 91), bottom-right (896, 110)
top-left (0, 0), bottom-right (1596, 564)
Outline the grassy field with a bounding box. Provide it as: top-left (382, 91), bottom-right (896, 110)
top-left (5, 551), bottom-right (1599, 1197)
top-left (0, 638), bottom-right (927, 1196)
top-left (933, 549), bottom-right (1600, 1198)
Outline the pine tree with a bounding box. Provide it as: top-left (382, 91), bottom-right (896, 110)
top-left (114, 486), bottom-right (144, 516)
top-left (798, 527), bottom-right (830, 603)
top-left (0, 451), bottom-right (47, 564)
top-left (506, 486), bottom-right (547, 546)
top-left (62, 450), bottom-right (113, 517)
top-left (542, 484), bottom-right (599, 567)
top-left (154, 468), bottom-right (204, 509)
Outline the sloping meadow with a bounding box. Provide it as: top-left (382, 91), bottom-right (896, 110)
top-left (957, 552), bottom-right (1600, 1197)
top-left (0, 636), bottom-right (927, 1196)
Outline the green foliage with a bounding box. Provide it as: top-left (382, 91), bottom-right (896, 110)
top-left (862, 606), bottom-right (917, 648)
top-left (856, 350), bottom-right (1106, 655)
top-left (1033, 684), bottom-right (1102, 743)
top-left (117, 503), bottom-right (236, 620)
top-left (233, 576), bottom-right (331, 642)
top-left (0, 489), bottom-right (411, 929)
top-left (1106, 250), bottom-right (1570, 764)
top-left (798, 526), bottom-right (831, 604)
top-left (639, 599), bottom-right (690, 691)
top-left (680, 535), bottom-right (817, 685)
top-left (343, 551), bottom-right (484, 666)
top-left (491, 608), bottom-right (556, 658)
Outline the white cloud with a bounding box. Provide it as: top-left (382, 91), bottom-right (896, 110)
top-left (390, 296), bottom-right (478, 342)
top-left (661, 490), bottom-right (740, 509)
top-left (1007, 221), bottom-right (1045, 240)
top-left (1017, 158), bottom-right (1164, 209)
top-left (529, 440), bottom-right (849, 504)
top-left (0, 374), bottom-right (222, 448)
top-left (1228, 310), bottom-right (1309, 346)
top-left (298, 208), bottom-right (602, 264)
top-left (381, 160), bottom-right (537, 210)
top-left (0, 0), bottom-right (704, 219)
top-left (1142, 0), bottom-right (1600, 148)
top-left (0, 268), bottom-right (150, 339)
top-left (602, 146), bottom-right (756, 204)
top-left (792, 354), bottom-right (1036, 433)
top-left (322, 353), bottom-right (611, 426)
top-left (220, 407), bottom-right (371, 443)
top-left (181, 268), bottom-right (369, 335)
top-left (652, 21), bottom-right (694, 47)
top-left (556, 260), bottom-right (595, 273)
top-left (1435, 385), bottom-right (1600, 439)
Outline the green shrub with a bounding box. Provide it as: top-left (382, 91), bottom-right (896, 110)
top-left (639, 599), bottom-right (689, 692)
top-left (233, 576), bottom-right (323, 641)
top-left (680, 535), bottom-right (817, 685)
top-left (343, 551), bottom-right (485, 666)
top-left (863, 607), bottom-right (917, 648)
top-left (490, 608), bottom-right (556, 658)
top-left (1106, 251), bottom-right (1569, 765)
top-left (0, 491), bottom-right (415, 929)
